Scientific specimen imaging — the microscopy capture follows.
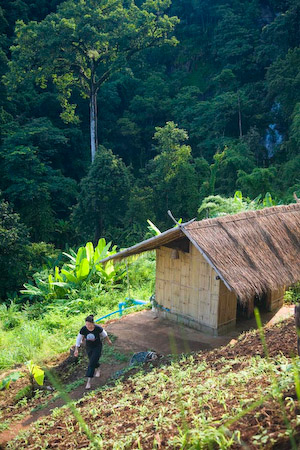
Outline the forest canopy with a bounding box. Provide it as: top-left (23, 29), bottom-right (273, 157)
top-left (0, 0), bottom-right (299, 298)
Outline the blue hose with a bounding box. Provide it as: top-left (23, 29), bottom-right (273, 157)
top-left (95, 298), bottom-right (149, 323)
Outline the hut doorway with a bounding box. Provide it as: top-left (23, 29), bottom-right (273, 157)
top-left (236, 292), bottom-right (268, 320)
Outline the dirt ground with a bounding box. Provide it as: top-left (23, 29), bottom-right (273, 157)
top-left (106, 305), bottom-right (295, 354)
top-left (0, 305), bottom-right (295, 448)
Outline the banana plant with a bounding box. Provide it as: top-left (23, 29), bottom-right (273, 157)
top-left (21, 268), bottom-right (71, 300)
top-left (96, 259), bottom-right (127, 287)
top-left (21, 238), bottom-right (125, 300)
top-left (62, 238), bottom-right (119, 284)
top-left (26, 360), bottom-right (44, 387)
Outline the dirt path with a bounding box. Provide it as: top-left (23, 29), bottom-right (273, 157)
top-left (0, 360), bottom-right (127, 448)
top-left (0, 305), bottom-right (294, 448)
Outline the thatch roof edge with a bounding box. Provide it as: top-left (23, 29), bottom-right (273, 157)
top-left (99, 226), bottom-right (183, 263)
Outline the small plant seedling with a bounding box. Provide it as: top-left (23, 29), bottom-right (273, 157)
top-left (26, 360), bottom-right (45, 387)
top-left (0, 372), bottom-right (22, 390)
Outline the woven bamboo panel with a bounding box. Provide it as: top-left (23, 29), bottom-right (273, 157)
top-left (218, 281), bottom-right (237, 327)
top-left (156, 245), bottom-right (220, 328)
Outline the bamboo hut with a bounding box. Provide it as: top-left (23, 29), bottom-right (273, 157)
top-left (100, 203), bottom-right (300, 335)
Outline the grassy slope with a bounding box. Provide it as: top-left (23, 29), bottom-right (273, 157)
top-left (6, 317), bottom-right (300, 450)
top-left (0, 253), bottom-right (156, 370)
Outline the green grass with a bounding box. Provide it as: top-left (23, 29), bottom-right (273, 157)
top-left (0, 253), bottom-right (155, 370)
top-left (0, 302), bottom-right (138, 370)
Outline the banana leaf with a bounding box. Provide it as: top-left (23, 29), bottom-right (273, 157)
top-left (76, 258), bottom-right (90, 280)
top-left (76, 247), bottom-right (87, 266)
top-left (61, 269), bottom-right (78, 284)
top-left (62, 251), bottom-right (76, 262)
top-left (85, 242), bottom-right (94, 263)
top-left (20, 284), bottom-right (43, 296)
top-left (26, 361), bottom-right (44, 386)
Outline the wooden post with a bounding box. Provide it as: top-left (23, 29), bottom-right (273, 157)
top-left (237, 91), bottom-right (243, 138)
top-left (295, 304), bottom-right (300, 356)
top-left (247, 296), bottom-right (254, 319)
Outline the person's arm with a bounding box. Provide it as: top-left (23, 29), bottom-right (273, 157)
top-left (100, 329), bottom-right (113, 346)
top-left (74, 333), bottom-right (83, 357)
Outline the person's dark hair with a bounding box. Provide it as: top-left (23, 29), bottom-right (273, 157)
top-left (85, 315), bottom-right (94, 323)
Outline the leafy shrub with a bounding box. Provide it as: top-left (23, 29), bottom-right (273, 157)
top-left (0, 301), bottom-right (23, 330)
top-left (284, 283), bottom-right (300, 304)
top-left (127, 253), bottom-right (155, 292)
top-left (27, 242), bottom-right (61, 274)
top-left (198, 190), bottom-right (277, 219)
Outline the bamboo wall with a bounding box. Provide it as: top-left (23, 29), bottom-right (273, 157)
top-left (217, 281), bottom-right (237, 332)
top-left (155, 243), bottom-right (286, 334)
top-left (155, 244), bottom-right (220, 333)
top-left (266, 286), bottom-right (285, 311)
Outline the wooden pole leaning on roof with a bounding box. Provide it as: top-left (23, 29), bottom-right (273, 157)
top-left (167, 210), bottom-right (196, 227)
top-left (293, 192), bottom-right (300, 203)
top-left (295, 304), bottom-right (300, 356)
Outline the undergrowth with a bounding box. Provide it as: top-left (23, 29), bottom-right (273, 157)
top-left (0, 253), bottom-right (155, 369)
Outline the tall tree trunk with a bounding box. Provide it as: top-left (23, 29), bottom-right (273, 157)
top-left (90, 87), bottom-right (98, 163)
top-left (237, 91), bottom-right (243, 138)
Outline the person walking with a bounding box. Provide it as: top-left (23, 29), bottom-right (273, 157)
top-left (74, 314), bottom-right (112, 389)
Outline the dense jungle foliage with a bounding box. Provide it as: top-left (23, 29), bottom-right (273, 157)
top-left (0, 0), bottom-right (299, 299)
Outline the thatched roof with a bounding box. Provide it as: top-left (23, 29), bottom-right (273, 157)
top-left (184, 203), bottom-right (300, 300)
top-left (101, 203), bottom-right (300, 300)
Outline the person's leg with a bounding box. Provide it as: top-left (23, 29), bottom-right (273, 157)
top-left (86, 348), bottom-right (95, 389)
top-left (86, 377), bottom-right (92, 389)
top-left (92, 345), bottom-right (102, 377)
top-left (86, 346), bottom-right (102, 387)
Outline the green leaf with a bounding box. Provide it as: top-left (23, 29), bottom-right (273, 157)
top-left (76, 247), bottom-right (86, 266)
top-left (26, 361), bottom-right (44, 386)
top-left (54, 266), bottom-right (63, 282)
top-left (51, 281), bottom-right (71, 288)
top-left (32, 366), bottom-right (44, 386)
top-left (263, 192), bottom-right (274, 207)
top-left (76, 258), bottom-right (90, 280)
top-left (94, 239), bottom-right (114, 263)
top-left (48, 274), bottom-right (54, 291)
top-left (96, 238), bottom-right (106, 255)
top-left (61, 269), bottom-right (78, 284)
top-left (20, 284), bottom-right (43, 296)
top-left (62, 252), bottom-right (76, 262)
top-left (104, 261), bottom-right (115, 276)
top-left (0, 372), bottom-right (22, 390)
top-left (234, 190), bottom-right (243, 201)
top-left (85, 242), bottom-right (94, 263)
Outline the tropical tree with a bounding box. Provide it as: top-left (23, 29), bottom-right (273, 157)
top-left (0, 198), bottom-right (30, 299)
top-left (72, 145), bottom-right (131, 242)
top-left (236, 167), bottom-right (277, 198)
top-left (6, 0), bottom-right (179, 162)
top-left (147, 121), bottom-right (199, 224)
